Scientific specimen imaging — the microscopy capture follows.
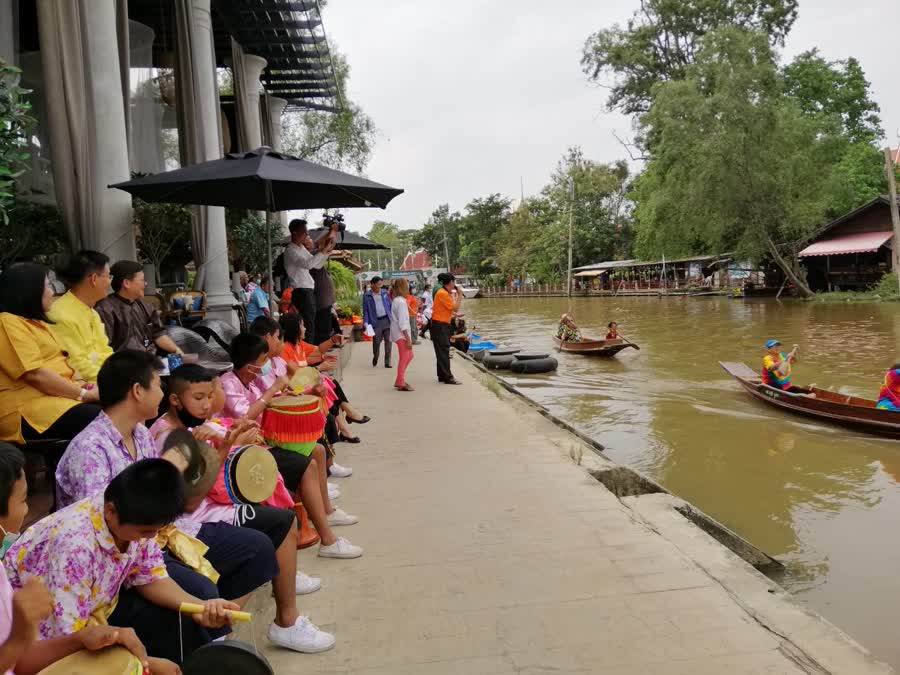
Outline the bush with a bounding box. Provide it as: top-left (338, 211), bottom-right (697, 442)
top-left (869, 272), bottom-right (900, 298)
top-left (0, 200), bottom-right (67, 269)
top-left (228, 213), bottom-right (285, 276)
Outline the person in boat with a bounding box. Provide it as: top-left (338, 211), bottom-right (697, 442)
top-left (605, 322), bottom-right (619, 340)
top-left (876, 364), bottom-right (900, 411)
top-left (556, 314), bottom-right (581, 343)
top-left (761, 340), bottom-right (799, 390)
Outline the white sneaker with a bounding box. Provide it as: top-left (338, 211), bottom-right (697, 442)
top-left (327, 483), bottom-right (340, 500)
top-left (330, 462), bottom-right (353, 478)
top-left (267, 616), bottom-right (335, 653)
top-left (295, 571), bottom-right (321, 595)
top-left (318, 536), bottom-right (363, 559)
top-left (326, 507), bottom-right (358, 526)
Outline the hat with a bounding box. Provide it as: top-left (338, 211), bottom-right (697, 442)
top-left (371, 276), bottom-right (382, 284)
top-left (764, 339), bottom-right (781, 349)
top-left (162, 429), bottom-right (221, 500)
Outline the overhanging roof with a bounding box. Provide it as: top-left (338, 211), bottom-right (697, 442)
top-left (798, 231), bottom-right (893, 257)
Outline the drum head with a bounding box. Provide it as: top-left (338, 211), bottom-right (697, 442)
top-left (183, 641), bottom-right (274, 675)
top-left (488, 348), bottom-right (520, 356)
top-left (37, 646), bottom-right (143, 674)
top-left (229, 445), bottom-right (278, 503)
top-left (268, 393), bottom-right (319, 408)
top-left (290, 366), bottom-right (321, 391)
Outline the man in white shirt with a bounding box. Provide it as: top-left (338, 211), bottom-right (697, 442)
top-left (285, 219), bottom-right (336, 344)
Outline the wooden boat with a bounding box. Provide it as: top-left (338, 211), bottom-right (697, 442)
top-left (720, 361), bottom-right (900, 439)
top-left (553, 336), bottom-right (636, 357)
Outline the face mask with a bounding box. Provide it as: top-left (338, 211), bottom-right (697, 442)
top-left (176, 405), bottom-right (207, 429)
top-left (0, 524), bottom-right (20, 559)
top-left (258, 360), bottom-right (273, 377)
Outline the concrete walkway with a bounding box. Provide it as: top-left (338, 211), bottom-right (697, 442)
top-left (244, 341), bottom-right (890, 674)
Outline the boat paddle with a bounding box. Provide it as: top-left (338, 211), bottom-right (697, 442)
top-left (617, 333), bottom-right (641, 350)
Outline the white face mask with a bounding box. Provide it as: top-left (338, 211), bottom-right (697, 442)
top-left (0, 524), bottom-right (20, 559)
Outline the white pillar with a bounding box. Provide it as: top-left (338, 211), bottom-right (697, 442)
top-left (240, 54), bottom-right (267, 150)
top-left (268, 96), bottom-right (290, 232)
top-left (268, 96), bottom-right (288, 152)
top-left (189, 0), bottom-right (235, 323)
top-left (0, 0), bottom-right (14, 66)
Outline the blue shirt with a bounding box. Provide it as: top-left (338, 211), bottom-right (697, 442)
top-left (246, 287), bottom-right (270, 324)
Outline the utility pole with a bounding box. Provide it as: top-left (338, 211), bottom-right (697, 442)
top-left (566, 175), bottom-right (575, 298)
top-left (390, 247), bottom-right (395, 270)
top-left (441, 221), bottom-right (451, 271)
top-left (885, 147), bottom-right (900, 292)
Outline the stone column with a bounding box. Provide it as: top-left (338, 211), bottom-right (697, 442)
top-left (188, 0), bottom-right (235, 324)
top-left (268, 96), bottom-right (290, 232)
top-left (240, 54), bottom-right (267, 150)
top-left (0, 0), bottom-right (15, 66)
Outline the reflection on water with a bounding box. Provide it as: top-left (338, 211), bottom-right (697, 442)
top-left (465, 296), bottom-right (900, 668)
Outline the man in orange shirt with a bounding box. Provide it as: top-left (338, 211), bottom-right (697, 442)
top-left (430, 273), bottom-right (462, 385)
top-left (406, 289), bottom-right (419, 345)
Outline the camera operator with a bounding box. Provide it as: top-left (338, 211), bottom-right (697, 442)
top-left (285, 218), bottom-right (337, 344)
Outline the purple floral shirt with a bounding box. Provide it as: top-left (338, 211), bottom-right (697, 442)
top-left (5, 493), bottom-right (167, 639)
top-left (55, 411), bottom-right (158, 508)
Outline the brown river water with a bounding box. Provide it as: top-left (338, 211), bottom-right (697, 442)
top-left (463, 296), bottom-right (900, 668)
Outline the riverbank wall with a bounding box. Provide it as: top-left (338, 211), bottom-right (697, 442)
top-left (235, 341), bottom-right (891, 674)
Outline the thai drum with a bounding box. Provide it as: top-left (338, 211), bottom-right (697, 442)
top-left (289, 366), bottom-right (321, 391)
top-left (223, 444), bottom-right (278, 504)
top-left (37, 646), bottom-right (144, 674)
top-left (261, 394), bottom-right (327, 456)
top-left (182, 641), bottom-right (274, 674)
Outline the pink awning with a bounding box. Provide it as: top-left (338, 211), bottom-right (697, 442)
top-left (798, 231), bottom-right (893, 257)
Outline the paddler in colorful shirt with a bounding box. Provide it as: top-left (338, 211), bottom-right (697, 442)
top-left (761, 339), bottom-right (799, 390)
top-left (876, 364), bottom-right (900, 411)
top-left (556, 314), bottom-right (582, 343)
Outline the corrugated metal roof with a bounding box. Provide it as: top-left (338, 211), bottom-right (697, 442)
top-left (798, 231), bottom-right (893, 257)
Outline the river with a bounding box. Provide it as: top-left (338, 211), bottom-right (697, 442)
top-left (463, 295), bottom-right (900, 668)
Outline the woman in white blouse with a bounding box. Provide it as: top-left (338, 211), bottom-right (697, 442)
top-left (389, 279), bottom-right (415, 391)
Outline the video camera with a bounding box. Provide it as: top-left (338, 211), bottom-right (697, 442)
top-left (323, 213), bottom-right (346, 241)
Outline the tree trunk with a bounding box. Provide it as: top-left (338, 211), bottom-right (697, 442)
top-left (762, 229), bottom-right (814, 299)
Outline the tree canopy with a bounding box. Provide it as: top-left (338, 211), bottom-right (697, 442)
top-left (581, 0), bottom-right (798, 116)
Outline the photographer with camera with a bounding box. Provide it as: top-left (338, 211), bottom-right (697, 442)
top-left (285, 219), bottom-right (337, 345)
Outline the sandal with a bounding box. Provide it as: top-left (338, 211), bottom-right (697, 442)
top-left (339, 433), bottom-right (361, 444)
top-left (347, 415), bottom-right (371, 425)
top-left (395, 384), bottom-right (415, 391)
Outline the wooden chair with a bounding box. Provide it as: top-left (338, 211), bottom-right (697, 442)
top-left (167, 290), bottom-right (207, 327)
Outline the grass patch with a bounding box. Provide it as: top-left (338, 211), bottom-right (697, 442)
top-left (480, 374), bottom-right (504, 398)
top-left (814, 273), bottom-right (900, 303)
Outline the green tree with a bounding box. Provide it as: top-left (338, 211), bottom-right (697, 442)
top-left (581, 0), bottom-right (798, 116)
top-left (228, 214), bottom-right (285, 277)
top-left (457, 194), bottom-right (512, 275)
top-left (355, 220), bottom-right (416, 269)
top-left (134, 199), bottom-right (192, 284)
top-left (412, 204), bottom-right (464, 269)
top-left (782, 50), bottom-right (883, 145)
top-left (0, 60), bottom-right (35, 227)
top-left (280, 49), bottom-right (376, 173)
top-left (632, 28), bottom-right (844, 298)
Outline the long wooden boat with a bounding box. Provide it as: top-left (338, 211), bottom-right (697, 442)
top-left (553, 336), bottom-right (636, 356)
top-left (720, 361), bottom-right (900, 439)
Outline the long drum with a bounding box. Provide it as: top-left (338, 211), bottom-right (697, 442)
top-left (37, 646), bottom-right (144, 674)
top-left (223, 444), bottom-right (278, 504)
top-left (261, 394), bottom-right (327, 456)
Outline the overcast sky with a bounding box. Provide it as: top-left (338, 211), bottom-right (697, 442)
top-left (324, 0), bottom-right (900, 236)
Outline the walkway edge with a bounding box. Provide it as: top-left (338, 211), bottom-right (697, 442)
top-left (456, 354), bottom-right (894, 675)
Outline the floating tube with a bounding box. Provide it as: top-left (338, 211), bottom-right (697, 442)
top-left (510, 356), bottom-right (558, 374)
top-left (482, 353), bottom-right (516, 370)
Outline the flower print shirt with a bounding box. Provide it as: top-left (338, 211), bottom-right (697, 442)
top-left (55, 411), bottom-right (158, 509)
top-left (4, 493), bottom-right (167, 639)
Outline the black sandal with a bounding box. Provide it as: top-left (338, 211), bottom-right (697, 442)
top-left (347, 415), bottom-right (371, 425)
top-left (339, 433), bottom-right (361, 444)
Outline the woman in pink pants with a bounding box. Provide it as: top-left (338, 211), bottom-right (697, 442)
top-left (390, 278), bottom-right (415, 391)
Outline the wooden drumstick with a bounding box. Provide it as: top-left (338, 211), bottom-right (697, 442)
top-left (179, 602), bottom-right (252, 622)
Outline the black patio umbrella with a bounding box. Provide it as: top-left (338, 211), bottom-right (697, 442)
top-left (110, 147), bottom-right (404, 211)
top-left (110, 147), bottom-right (403, 291)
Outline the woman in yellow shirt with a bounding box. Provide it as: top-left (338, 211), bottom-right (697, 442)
top-left (0, 263), bottom-right (101, 443)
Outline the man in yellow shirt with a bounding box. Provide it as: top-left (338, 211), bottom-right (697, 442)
top-left (47, 250), bottom-right (114, 383)
top-left (431, 272), bottom-right (462, 385)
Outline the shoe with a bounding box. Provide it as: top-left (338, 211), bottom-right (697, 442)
top-left (318, 536), bottom-right (363, 559)
top-left (295, 571), bottom-right (321, 595)
top-left (446, 379), bottom-right (463, 385)
top-left (347, 415), bottom-right (371, 425)
top-left (327, 483), bottom-right (340, 500)
top-left (372, 356), bottom-right (377, 367)
top-left (267, 616), bottom-right (335, 653)
top-left (384, 363), bottom-right (392, 368)
top-left (330, 462), bottom-right (353, 478)
top-left (395, 384), bottom-right (414, 391)
top-left (339, 433), bottom-right (361, 444)
top-left (326, 508), bottom-right (358, 526)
